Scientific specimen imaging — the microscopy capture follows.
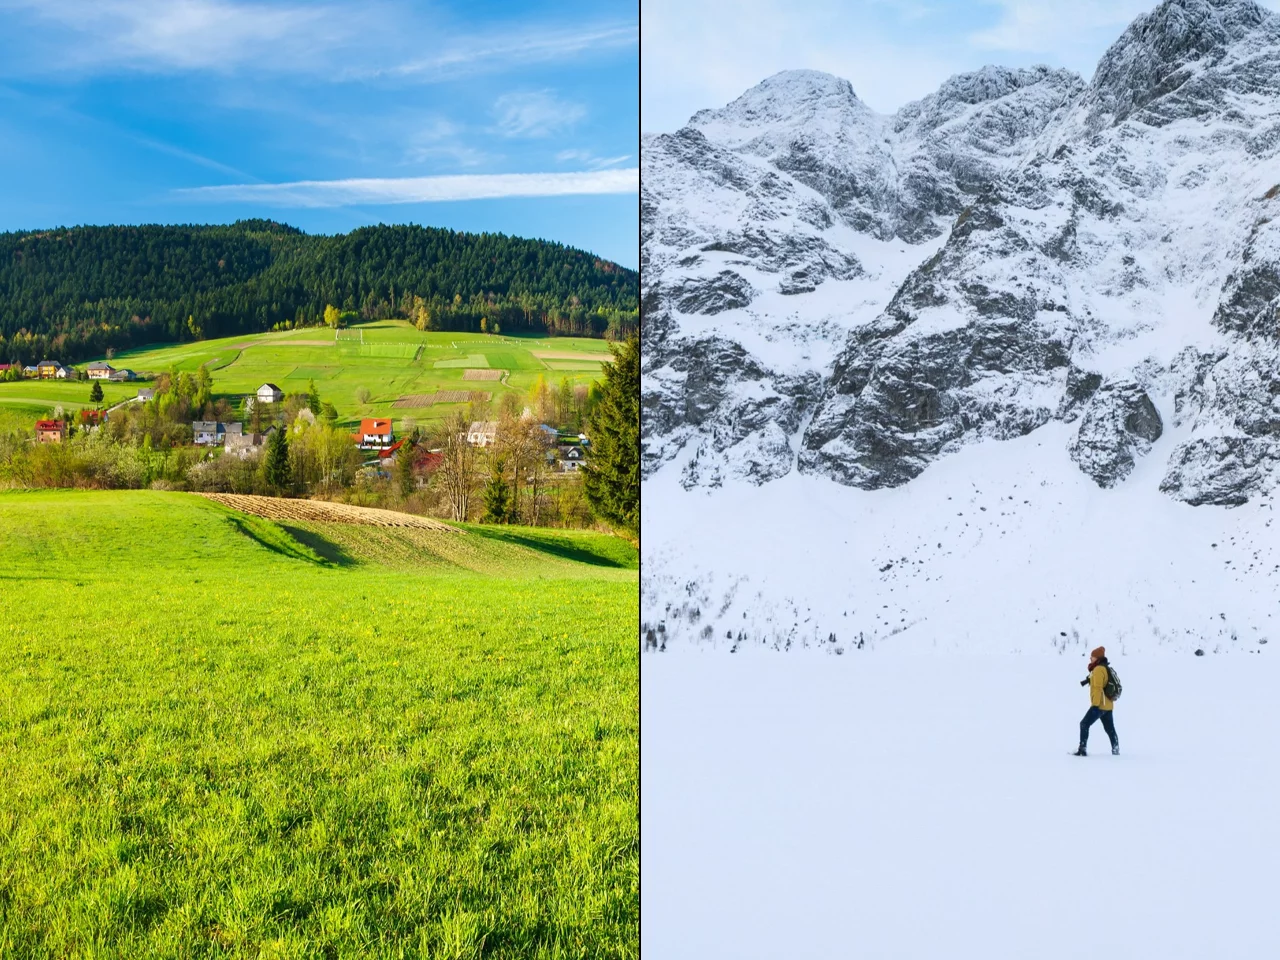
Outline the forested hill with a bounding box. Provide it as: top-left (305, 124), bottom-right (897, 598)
top-left (0, 220), bottom-right (638, 364)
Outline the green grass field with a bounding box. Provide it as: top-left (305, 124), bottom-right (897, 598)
top-left (0, 323), bottom-right (614, 430)
top-left (0, 490), bottom-right (637, 958)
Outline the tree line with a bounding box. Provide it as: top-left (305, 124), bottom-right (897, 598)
top-left (0, 221), bottom-right (639, 365)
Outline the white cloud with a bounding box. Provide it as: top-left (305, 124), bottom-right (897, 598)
top-left (0, 0), bottom-right (341, 73)
top-left (178, 168), bottom-right (639, 207)
top-left (556, 149), bottom-right (632, 169)
top-left (0, 0), bottom-right (637, 80)
top-left (493, 91), bottom-right (587, 138)
top-left (386, 22), bottom-right (638, 82)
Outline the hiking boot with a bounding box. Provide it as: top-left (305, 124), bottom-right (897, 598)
top-left (1073, 746), bottom-right (1087, 757)
top-left (1112, 744), bottom-right (1120, 756)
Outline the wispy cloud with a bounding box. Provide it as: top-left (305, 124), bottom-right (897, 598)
top-left (493, 91), bottom-right (586, 138)
top-left (555, 149), bottom-right (632, 170)
top-left (0, 1), bottom-right (637, 81)
top-left (0, 0), bottom-right (340, 73)
top-left (385, 22), bottom-right (638, 81)
top-left (178, 168), bottom-right (639, 207)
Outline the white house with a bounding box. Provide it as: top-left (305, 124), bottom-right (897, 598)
top-left (257, 383), bottom-right (284, 404)
top-left (467, 420), bottom-right (498, 447)
top-left (358, 418), bottom-right (394, 450)
top-left (86, 362), bottom-right (115, 380)
top-left (558, 444), bottom-right (586, 471)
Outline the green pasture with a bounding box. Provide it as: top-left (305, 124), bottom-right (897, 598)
top-left (0, 322), bottom-right (615, 430)
top-left (0, 489), bottom-right (638, 958)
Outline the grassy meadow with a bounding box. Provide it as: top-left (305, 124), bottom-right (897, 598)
top-left (0, 489), bottom-right (637, 958)
top-left (0, 322), bottom-right (613, 431)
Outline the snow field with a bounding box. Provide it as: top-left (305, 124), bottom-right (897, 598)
top-left (642, 652), bottom-right (1280, 959)
top-left (643, 423), bottom-right (1279, 654)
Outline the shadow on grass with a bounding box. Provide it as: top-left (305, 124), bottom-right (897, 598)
top-left (278, 523), bottom-right (358, 567)
top-left (467, 526), bottom-right (631, 569)
top-left (225, 514), bottom-right (345, 566)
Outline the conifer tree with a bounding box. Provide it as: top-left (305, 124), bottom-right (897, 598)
top-left (263, 427), bottom-right (291, 493)
top-left (482, 456), bottom-right (511, 523)
top-left (582, 334), bottom-right (638, 538)
top-left (89, 380), bottom-right (103, 403)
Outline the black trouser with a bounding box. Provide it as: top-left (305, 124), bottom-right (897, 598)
top-left (1080, 706), bottom-right (1118, 749)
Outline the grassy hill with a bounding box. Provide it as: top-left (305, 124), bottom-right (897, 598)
top-left (0, 320), bottom-right (613, 430)
top-left (0, 489), bottom-right (637, 958)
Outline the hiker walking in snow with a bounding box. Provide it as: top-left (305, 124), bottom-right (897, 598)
top-left (1074, 645), bottom-right (1120, 757)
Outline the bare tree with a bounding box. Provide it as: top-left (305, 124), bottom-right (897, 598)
top-left (433, 411), bottom-right (478, 522)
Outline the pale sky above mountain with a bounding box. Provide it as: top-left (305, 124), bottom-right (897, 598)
top-left (0, 0), bottom-right (639, 268)
top-left (642, 0), bottom-right (1280, 132)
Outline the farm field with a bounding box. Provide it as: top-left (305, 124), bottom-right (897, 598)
top-left (0, 489), bottom-right (638, 958)
top-left (0, 322), bottom-right (614, 430)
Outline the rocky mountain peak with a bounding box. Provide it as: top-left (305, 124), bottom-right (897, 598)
top-left (688, 69), bottom-right (876, 148)
top-left (1085, 0), bottom-right (1278, 127)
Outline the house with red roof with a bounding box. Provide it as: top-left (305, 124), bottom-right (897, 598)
top-left (35, 420), bottom-right (67, 443)
top-left (357, 418), bottom-right (394, 450)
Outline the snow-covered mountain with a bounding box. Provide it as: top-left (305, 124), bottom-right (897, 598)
top-left (642, 0), bottom-right (1280, 651)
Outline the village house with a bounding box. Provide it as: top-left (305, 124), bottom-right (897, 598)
top-left (193, 421), bottom-right (244, 446)
top-left (137, 388), bottom-right (155, 401)
top-left (86, 361), bottom-right (115, 380)
top-left (35, 419), bottom-right (67, 443)
top-left (467, 420), bottom-right (498, 447)
top-left (558, 444), bottom-right (586, 471)
top-left (257, 383), bottom-right (284, 404)
top-left (357, 418), bottom-right (394, 450)
top-left (108, 368), bottom-right (136, 382)
top-left (36, 360), bottom-right (63, 380)
top-left (78, 409), bottom-right (105, 429)
top-left (225, 428), bottom-right (268, 457)
top-left (22, 365), bottom-right (38, 378)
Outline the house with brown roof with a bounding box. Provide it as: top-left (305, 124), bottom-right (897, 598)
top-left (86, 362), bottom-right (115, 380)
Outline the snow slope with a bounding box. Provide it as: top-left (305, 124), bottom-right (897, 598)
top-left (643, 653), bottom-right (1280, 958)
top-left (641, 0), bottom-right (1280, 650)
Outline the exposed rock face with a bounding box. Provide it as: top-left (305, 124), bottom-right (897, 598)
top-left (1069, 381), bottom-right (1164, 487)
top-left (643, 0), bottom-right (1280, 506)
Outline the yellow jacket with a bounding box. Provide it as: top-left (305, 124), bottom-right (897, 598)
top-left (1090, 664), bottom-right (1114, 711)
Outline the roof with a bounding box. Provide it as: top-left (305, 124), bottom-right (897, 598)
top-left (359, 418), bottom-right (393, 436)
top-left (224, 422), bottom-right (243, 435)
top-left (258, 382), bottom-right (282, 392)
top-left (137, 389), bottom-right (154, 399)
top-left (378, 438), bottom-right (407, 459)
top-left (193, 421), bottom-right (219, 432)
top-left (86, 361), bottom-right (113, 369)
top-left (37, 359), bottom-right (61, 367)
top-left (35, 420), bottom-right (64, 430)
top-left (468, 420), bottom-right (498, 434)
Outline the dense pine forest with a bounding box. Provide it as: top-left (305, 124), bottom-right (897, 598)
top-left (0, 220), bottom-right (638, 364)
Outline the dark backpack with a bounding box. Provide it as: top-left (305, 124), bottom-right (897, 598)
top-left (1104, 666), bottom-right (1122, 701)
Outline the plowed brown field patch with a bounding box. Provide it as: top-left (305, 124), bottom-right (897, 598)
top-left (199, 493), bottom-right (460, 532)
top-left (462, 369), bottom-right (503, 381)
top-left (531, 351), bottom-right (606, 362)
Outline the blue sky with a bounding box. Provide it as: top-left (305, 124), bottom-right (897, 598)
top-left (0, 0), bottom-right (639, 268)
top-left (643, 0), bottom-right (1280, 131)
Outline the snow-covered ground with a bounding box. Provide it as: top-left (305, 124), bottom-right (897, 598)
top-left (643, 652), bottom-right (1280, 959)
top-left (642, 423), bottom-right (1280, 654)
